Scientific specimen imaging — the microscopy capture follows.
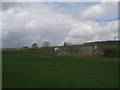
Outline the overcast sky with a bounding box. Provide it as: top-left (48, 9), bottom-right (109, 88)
top-left (1, 1), bottom-right (119, 48)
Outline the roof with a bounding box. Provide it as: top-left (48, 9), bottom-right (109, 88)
top-left (83, 41), bottom-right (120, 46)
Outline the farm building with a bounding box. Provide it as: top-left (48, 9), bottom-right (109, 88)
top-left (79, 41), bottom-right (119, 56)
top-left (56, 41), bottom-right (119, 56)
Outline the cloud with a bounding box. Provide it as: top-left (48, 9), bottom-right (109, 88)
top-left (63, 20), bottom-right (118, 44)
top-left (81, 2), bottom-right (118, 20)
top-left (0, 10), bottom-right (2, 48)
top-left (81, 4), bottom-right (105, 20)
top-left (2, 2), bottom-right (75, 48)
top-left (2, 2), bottom-right (118, 48)
top-left (2, 0), bottom-right (119, 2)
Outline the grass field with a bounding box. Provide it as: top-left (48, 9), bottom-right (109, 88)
top-left (2, 51), bottom-right (118, 88)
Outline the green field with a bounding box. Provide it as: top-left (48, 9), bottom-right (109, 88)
top-left (2, 51), bottom-right (118, 88)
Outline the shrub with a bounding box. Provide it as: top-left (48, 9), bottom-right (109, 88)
top-left (103, 46), bottom-right (119, 57)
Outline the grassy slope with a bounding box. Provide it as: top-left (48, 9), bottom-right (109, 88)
top-left (2, 52), bottom-right (118, 88)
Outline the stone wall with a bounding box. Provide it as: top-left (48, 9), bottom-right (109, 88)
top-left (79, 45), bottom-right (94, 56)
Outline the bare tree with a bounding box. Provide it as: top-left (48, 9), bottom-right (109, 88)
top-left (42, 41), bottom-right (50, 47)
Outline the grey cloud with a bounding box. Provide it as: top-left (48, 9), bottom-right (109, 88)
top-left (2, 2), bottom-right (118, 48)
top-left (81, 2), bottom-right (118, 20)
top-left (64, 21), bottom-right (118, 44)
top-left (2, 2), bottom-right (74, 48)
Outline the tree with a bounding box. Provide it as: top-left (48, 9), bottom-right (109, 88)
top-left (103, 46), bottom-right (119, 57)
top-left (63, 42), bottom-right (67, 47)
top-left (42, 41), bottom-right (50, 47)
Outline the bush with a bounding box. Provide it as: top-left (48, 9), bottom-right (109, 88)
top-left (103, 46), bottom-right (119, 57)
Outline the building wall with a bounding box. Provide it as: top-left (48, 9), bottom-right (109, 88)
top-left (79, 41), bottom-right (118, 56)
top-left (79, 45), bottom-right (94, 56)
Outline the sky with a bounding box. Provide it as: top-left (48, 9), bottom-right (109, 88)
top-left (1, 1), bottom-right (119, 48)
